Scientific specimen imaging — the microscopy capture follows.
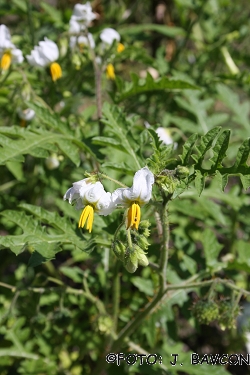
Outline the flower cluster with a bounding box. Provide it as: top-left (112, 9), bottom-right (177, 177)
top-left (69, 2), bottom-right (96, 50)
top-left (0, 25), bottom-right (23, 70)
top-left (64, 167), bottom-right (154, 233)
top-left (1, 3), bottom-right (125, 82)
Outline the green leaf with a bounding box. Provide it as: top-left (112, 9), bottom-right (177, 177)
top-left (232, 139), bottom-right (250, 170)
top-left (201, 229), bottom-right (223, 272)
top-left (210, 130), bottom-right (230, 169)
top-left (194, 170), bottom-right (206, 196)
top-left (101, 162), bottom-right (135, 174)
top-left (119, 23), bottom-right (185, 38)
top-left (60, 266), bottom-right (85, 283)
top-left (131, 277), bottom-right (154, 296)
top-left (114, 73), bottom-right (199, 103)
top-left (239, 174), bottom-right (250, 190)
top-left (192, 127), bottom-right (221, 164)
top-left (28, 243), bottom-right (62, 267)
top-left (5, 161), bottom-right (24, 181)
top-left (102, 103), bottom-right (141, 169)
top-left (92, 136), bottom-right (129, 154)
top-left (179, 133), bottom-right (198, 164)
top-left (40, 1), bottom-right (63, 27)
top-left (57, 139), bottom-right (80, 166)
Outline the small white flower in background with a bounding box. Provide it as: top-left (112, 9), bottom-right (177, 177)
top-left (45, 154), bottom-right (60, 170)
top-left (64, 179), bottom-right (114, 233)
top-left (156, 127), bottom-right (177, 149)
top-left (72, 2), bottom-right (96, 26)
top-left (156, 127), bottom-right (174, 145)
top-left (112, 167), bottom-right (154, 230)
top-left (0, 24), bottom-right (23, 70)
top-left (26, 38), bottom-right (62, 82)
top-left (70, 32), bottom-right (95, 50)
top-left (17, 108), bottom-right (35, 122)
top-left (140, 67), bottom-right (159, 80)
top-left (100, 28), bottom-right (120, 45)
top-left (17, 107), bottom-right (35, 127)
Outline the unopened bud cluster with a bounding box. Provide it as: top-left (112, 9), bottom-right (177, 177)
top-left (156, 165), bottom-right (189, 195)
top-left (192, 299), bottom-right (241, 329)
top-left (113, 220), bottom-right (151, 273)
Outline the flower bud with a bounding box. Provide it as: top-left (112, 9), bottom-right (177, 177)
top-left (134, 245), bottom-right (149, 267)
top-left (45, 154), bottom-right (60, 170)
top-left (138, 220), bottom-right (151, 237)
top-left (133, 232), bottom-right (150, 250)
top-left (125, 250), bottom-right (138, 273)
top-left (113, 240), bottom-right (126, 262)
top-left (176, 165), bottom-right (189, 179)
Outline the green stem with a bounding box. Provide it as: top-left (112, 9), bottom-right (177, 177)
top-left (98, 172), bottom-right (128, 188)
top-left (112, 261), bottom-right (120, 334)
top-left (159, 201), bottom-right (169, 292)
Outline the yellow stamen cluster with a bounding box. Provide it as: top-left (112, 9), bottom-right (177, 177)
top-left (106, 63), bottom-right (115, 80)
top-left (78, 205), bottom-right (94, 233)
top-left (50, 62), bottom-right (62, 82)
top-left (127, 203), bottom-right (141, 230)
top-left (117, 43), bottom-right (125, 53)
top-left (1, 53), bottom-right (11, 70)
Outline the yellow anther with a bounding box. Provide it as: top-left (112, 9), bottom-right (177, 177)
top-left (117, 43), bottom-right (125, 53)
top-left (1, 53), bottom-right (11, 70)
top-left (127, 203), bottom-right (141, 230)
top-left (50, 62), bottom-right (62, 82)
top-left (78, 205), bottom-right (94, 233)
top-left (106, 63), bottom-right (115, 80)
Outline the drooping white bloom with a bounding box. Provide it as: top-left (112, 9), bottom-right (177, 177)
top-left (0, 24), bottom-right (23, 70)
top-left (26, 38), bottom-right (59, 67)
top-left (64, 179), bottom-right (114, 233)
top-left (17, 108), bottom-right (35, 121)
top-left (100, 28), bottom-right (120, 45)
top-left (26, 38), bottom-right (62, 81)
top-left (112, 167), bottom-right (154, 230)
top-left (72, 2), bottom-right (96, 25)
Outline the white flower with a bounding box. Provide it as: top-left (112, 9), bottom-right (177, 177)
top-left (45, 154), bottom-right (60, 170)
top-left (100, 28), bottom-right (120, 45)
top-left (64, 179), bottom-right (114, 233)
top-left (17, 108), bottom-right (35, 121)
top-left (70, 32), bottom-right (95, 50)
top-left (26, 38), bottom-right (62, 81)
top-left (72, 2), bottom-right (96, 25)
top-left (0, 24), bottom-right (23, 70)
top-left (140, 67), bottom-right (159, 80)
top-left (112, 167), bottom-right (154, 230)
top-left (156, 127), bottom-right (177, 149)
top-left (26, 38), bottom-right (59, 67)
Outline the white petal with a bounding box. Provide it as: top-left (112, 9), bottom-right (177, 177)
top-left (156, 127), bottom-right (173, 145)
top-left (131, 167), bottom-right (154, 202)
top-left (17, 108), bottom-right (35, 121)
top-left (112, 167), bottom-right (154, 207)
top-left (72, 2), bottom-right (96, 25)
top-left (69, 17), bottom-right (81, 33)
top-left (0, 25), bottom-right (12, 49)
top-left (11, 48), bottom-right (24, 64)
top-left (64, 178), bottom-right (91, 204)
top-left (96, 192), bottom-right (115, 215)
top-left (100, 28), bottom-right (120, 45)
top-left (80, 181), bottom-right (105, 203)
top-left (39, 38), bottom-right (59, 62)
top-left (27, 38), bottom-right (59, 67)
